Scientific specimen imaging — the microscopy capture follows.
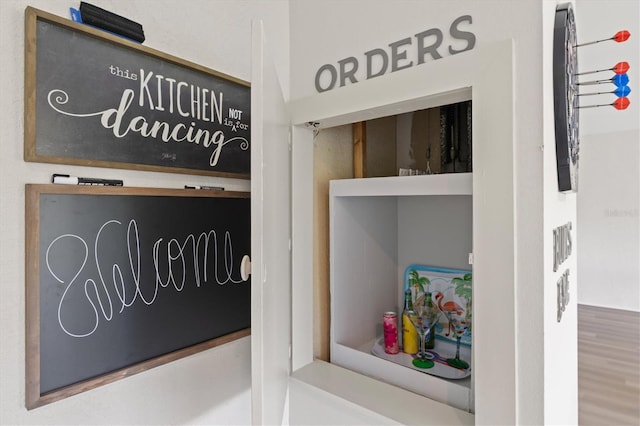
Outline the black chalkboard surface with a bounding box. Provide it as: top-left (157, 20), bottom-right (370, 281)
top-left (24, 7), bottom-right (250, 178)
top-left (25, 185), bottom-right (251, 409)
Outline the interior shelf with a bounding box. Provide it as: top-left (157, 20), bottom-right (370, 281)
top-left (332, 340), bottom-right (472, 412)
top-left (368, 337), bottom-right (471, 381)
top-left (330, 172), bottom-right (472, 198)
top-left (329, 172), bottom-right (473, 412)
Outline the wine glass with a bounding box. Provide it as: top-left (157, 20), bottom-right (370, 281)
top-left (408, 309), bottom-right (437, 369)
top-left (444, 310), bottom-right (470, 369)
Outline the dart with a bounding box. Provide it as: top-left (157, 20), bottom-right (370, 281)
top-left (578, 85), bottom-right (631, 97)
top-left (578, 97), bottom-right (630, 110)
top-left (576, 30), bottom-right (631, 47)
top-left (578, 73), bottom-right (629, 87)
top-left (577, 61), bottom-right (630, 76)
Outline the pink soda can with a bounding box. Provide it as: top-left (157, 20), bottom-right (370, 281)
top-left (383, 312), bottom-right (400, 354)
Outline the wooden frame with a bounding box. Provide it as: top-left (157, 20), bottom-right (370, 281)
top-left (24, 7), bottom-right (250, 178)
top-left (353, 122), bottom-right (367, 178)
top-left (25, 185), bottom-right (251, 409)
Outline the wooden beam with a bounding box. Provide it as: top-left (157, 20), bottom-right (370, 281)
top-left (353, 122), bottom-right (367, 178)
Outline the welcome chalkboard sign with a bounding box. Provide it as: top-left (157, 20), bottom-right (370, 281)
top-left (25, 185), bottom-right (251, 409)
top-left (24, 7), bottom-right (250, 178)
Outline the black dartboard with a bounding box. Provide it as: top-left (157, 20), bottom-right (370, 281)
top-left (553, 3), bottom-right (579, 193)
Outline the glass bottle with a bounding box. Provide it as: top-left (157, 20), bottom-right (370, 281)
top-left (402, 289), bottom-right (418, 354)
top-left (425, 292), bottom-right (437, 349)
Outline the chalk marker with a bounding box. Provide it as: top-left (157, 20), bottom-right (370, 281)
top-left (52, 174), bottom-right (123, 186)
top-left (184, 185), bottom-right (225, 191)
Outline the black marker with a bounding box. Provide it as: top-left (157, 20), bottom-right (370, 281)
top-left (184, 185), bottom-right (225, 191)
top-left (52, 174), bottom-right (123, 186)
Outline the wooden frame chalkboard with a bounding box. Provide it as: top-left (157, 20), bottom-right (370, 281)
top-left (25, 184), bottom-right (251, 409)
top-left (24, 7), bottom-right (250, 178)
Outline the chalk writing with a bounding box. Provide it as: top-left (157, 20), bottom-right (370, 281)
top-left (47, 89), bottom-right (249, 167)
top-left (137, 69), bottom-right (223, 123)
top-left (32, 18), bottom-right (251, 175)
top-left (46, 219), bottom-right (245, 338)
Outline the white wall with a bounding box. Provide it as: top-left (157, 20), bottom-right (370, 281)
top-left (290, 0), bottom-right (536, 100)
top-left (0, 0), bottom-right (289, 424)
top-left (2, 0), bottom-right (633, 424)
top-left (575, 0), bottom-right (639, 312)
top-left (289, 0), bottom-right (639, 311)
top-left (542, 2), bottom-right (578, 424)
top-left (288, 0), bottom-right (578, 424)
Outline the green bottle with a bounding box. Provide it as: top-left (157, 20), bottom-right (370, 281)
top-left (425, 292), bottom-right (437, 349)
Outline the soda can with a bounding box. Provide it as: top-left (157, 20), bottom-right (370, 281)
top-left (383, 312), bottom-right (399, 354)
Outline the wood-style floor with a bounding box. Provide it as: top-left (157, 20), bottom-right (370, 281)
top-left (578, 304), bottom-right (640, 425)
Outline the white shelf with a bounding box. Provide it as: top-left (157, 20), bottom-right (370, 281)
top-left (330, 173), bottom-right (472, 198)
top-left (334, 337), bottom-right (472, 411)
top-left (332, 342), bottom-right (471, 411)
top-left (290, 360), bottom-right (474, 426)
top-left (368, 337), bottom-right (471, 381)
top-left (329, 173), bottom-right (474, 412)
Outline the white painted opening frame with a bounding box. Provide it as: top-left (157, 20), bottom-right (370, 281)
top-left (288, 40), bottom-right (516, 425)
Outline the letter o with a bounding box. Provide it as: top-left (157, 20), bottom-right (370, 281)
top-left (315, 64), bottom-right (337, 93)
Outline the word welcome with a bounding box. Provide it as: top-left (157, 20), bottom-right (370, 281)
top-left (45, 219), bottom-right (246, 338)
top-left (314, 15), bottom-right (476, 92)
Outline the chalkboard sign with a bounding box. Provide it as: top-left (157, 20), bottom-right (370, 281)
top-left (25, 185), bottom-right (251, 409)
top-left (24, 7), bottom-right (250, 178)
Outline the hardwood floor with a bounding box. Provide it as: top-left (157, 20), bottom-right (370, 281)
top-left (578, 304), bottom-right (640, 425)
